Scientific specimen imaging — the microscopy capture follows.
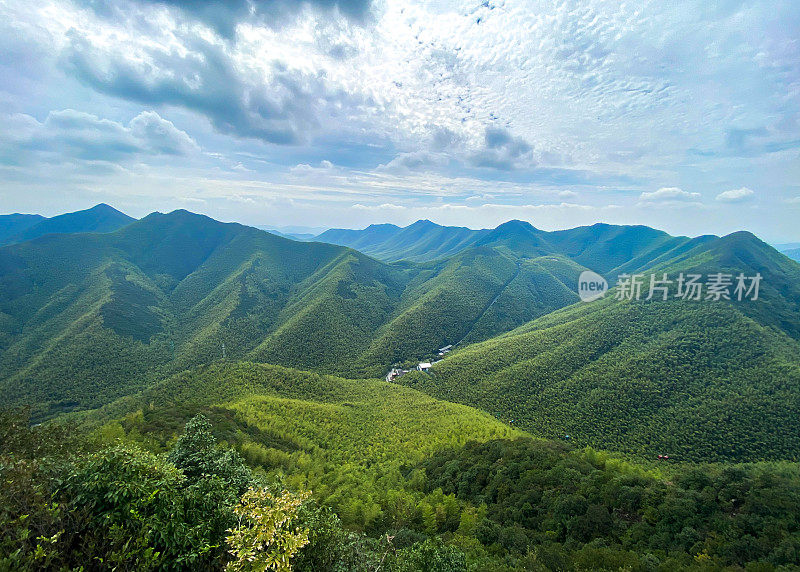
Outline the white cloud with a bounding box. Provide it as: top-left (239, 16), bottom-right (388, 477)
top-left (716, 187), bottom-right (755, 203)
top-left (290, 160), bottom-right (337, 175)
top-left (376, 151), bottom-right (448, 173)
top-left (638, 187), bottom-right (701, 205)
top-left (0, 109), bottom-right (198, 164)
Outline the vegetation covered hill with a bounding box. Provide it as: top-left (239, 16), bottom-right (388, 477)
top-left (0, 203), bottom-right (134, 245)
top-left (314, 218), bottom-right (707, 276)
top-left (0, 213), bottom-right (45, 244)
top-left (2, 205), bottom-right (799, 464)
top-left (391, 226), bottom-right (800, 464)
top-left (404, 298), bottom-right (800, 463)
top-left (82, 361), bottom-right (524, 531)
top-left (5, 362), bottom-right (800, 570)
top-left (0, 210), bottom-right (583, 417)
top-left (315, 220), bottom-right (488, 263)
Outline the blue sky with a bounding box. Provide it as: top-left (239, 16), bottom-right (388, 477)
top-left (0, 0), bottom-right (798, 241)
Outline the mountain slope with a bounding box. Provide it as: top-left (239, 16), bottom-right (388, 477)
top-left (403, 298), bottom-right (800, 462)
top-left (397, 230), bottom-right (800, 463)
top-left (0, 210), bottom-right (585, 416)
top-left (80, 361), bottom-right (524, 530)
top-left (0, 211), bottom-right (395, 415)
top-left (3, 204), bottom-right (135, 245)
top-left (315, 220), bottom-right (487, 262)
top-left (401, 232), bottom-right (800, 463)
top-left (3, 206), bottom-right (799, 437)
top-left (0, 213), bottom-right (45, 244)
top-left (55, 361), bottom-right (800, 570)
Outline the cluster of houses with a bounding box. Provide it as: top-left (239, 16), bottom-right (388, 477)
top-left (385, 345), bottom-right (453, 382)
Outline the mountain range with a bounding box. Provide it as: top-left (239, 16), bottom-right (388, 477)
top-left (0, 203), bottom-right (134, 246)
top-left (1, 204), bottom-right (799, 463)
top-left (783, 247), bottom-right (800, 262)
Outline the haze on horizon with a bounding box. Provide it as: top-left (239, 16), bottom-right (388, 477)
top-left (0, 0), bottom-right (798, 241)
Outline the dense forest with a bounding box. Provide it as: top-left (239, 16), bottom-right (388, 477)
top-left (4, 401), bottom-right (800, 570)
top-left (406, 299), bottom-right (800, 462)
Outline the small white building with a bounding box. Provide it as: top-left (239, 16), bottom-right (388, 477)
top-left (417, 362), bottom-right (433, 372)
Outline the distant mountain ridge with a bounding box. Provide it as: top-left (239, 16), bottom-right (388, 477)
top-left (0, 203), bottom-right (135, 245)
top-left (0, 213), bottom-right (46, 244)
top-left (784, 247), bottom-right (800, 263)
top-left (314, 220), bottom-right (487, 262)
top-left (314, 218), bottom-right (714, 276)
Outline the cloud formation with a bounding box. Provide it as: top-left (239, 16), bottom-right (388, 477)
top-left (0, 109), bottom-right (198, 163)
top-left (716, 187), bottom-right (755, 203)
top-left (77, 0), bottom-right (374, 39)
top-left (470, 127), bottom-right (535, 171)
top-left (638, 187), bottom-right (701, 205)
top-left (64, 30), bottom-right (374, 145)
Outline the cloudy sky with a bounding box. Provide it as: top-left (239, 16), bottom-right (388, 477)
top-left (0, 0), bottom-right (798, 240)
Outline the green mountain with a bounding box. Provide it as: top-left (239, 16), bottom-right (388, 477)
top-left (3, 207), bottom-right (800, 568)
top-left (0, 210), bottom-right (582, 417)
top-left (315, 218), bottom-right (711, 277)
top-left (81, 361), bottom-right (523, 529)
top-left (314, 223), bottom-right (402, 251)
top-left (93, 362), bottom-right (800, 564)
top-left (400, 231), bottom-right (800, 463)
top-left (0, 213), bottom-right (45, 244)
top-left (783, 247), bottom-right (800, 262)
top-left (0, 203), bottom-right (135, 245)
top-left (315, 220), bottom-right (487, 262)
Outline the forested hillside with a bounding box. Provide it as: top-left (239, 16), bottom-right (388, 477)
top-left (2, 206), bottom-right (800, 569)
top-left (391, 226), bottom-right (800, 463)
top-left (405, 298), bottom-right (800, 463)
top-left (0, 213), bottom-right (45, 244)
top-left (81, 362), bottom-right (523, 530)
top-left (3, 207), bottom-right (800, 441)
top-left (0, 210), bottom-right (583, 417)
top-left (315, 220), bottom-right (488, 262)
top-left (4, 362), bottom-right (799, 570)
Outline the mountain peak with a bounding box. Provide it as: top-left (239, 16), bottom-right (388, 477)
top-left (3, 203), bottom-right (135, 245)
top-left (494, 219), bottom-right (539, 232)
top-left (407, 219), bottom-right (440, 229)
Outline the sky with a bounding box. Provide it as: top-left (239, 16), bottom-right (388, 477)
top-left (0, 0), bottom-right (798, 241)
